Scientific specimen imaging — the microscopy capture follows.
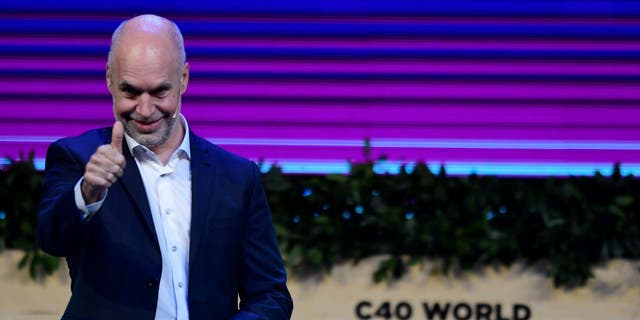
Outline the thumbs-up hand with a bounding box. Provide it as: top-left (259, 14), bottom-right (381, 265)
top-left (81, 121), bottom-right (127, 204)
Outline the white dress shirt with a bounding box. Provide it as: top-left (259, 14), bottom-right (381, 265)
top-left (74, 116), bottom-right (192, 320)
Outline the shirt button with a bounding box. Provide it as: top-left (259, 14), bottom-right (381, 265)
top-left (171, 246), bottom-right (177, 252)
top-left (178, 282), bottom-right (184, 288)
top-left (165, 209), bottom-right (172, 215)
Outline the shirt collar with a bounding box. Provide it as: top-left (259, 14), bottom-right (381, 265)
top-left (123, 114), bottom-right (191, 160)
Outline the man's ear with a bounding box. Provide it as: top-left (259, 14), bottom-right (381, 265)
top-left (180, 62), bottom-right (189, 95)
top-left (106, 63), bottom-right (112, 92)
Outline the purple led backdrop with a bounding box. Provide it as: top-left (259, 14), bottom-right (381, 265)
top-left (1, 4), bottom-right (640, 175)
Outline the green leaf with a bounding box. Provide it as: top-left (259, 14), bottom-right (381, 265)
top-left (306, 248), bottom-right (324, 268)
top-left (17, 251), bottom-right (31, 270)
top-left (287, 244), bottom-right (303, 266)
top-left (608, 205), bottom-right (625, 218)
top-left (614, 195), bottom-right (634, 207)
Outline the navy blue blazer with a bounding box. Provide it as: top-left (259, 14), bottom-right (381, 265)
top-left (37, 127), bottom-right (293, 319)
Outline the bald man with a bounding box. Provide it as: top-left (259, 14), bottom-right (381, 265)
top-left (37, 15), bottom-right (293, 320)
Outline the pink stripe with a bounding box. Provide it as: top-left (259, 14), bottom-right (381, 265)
top-left (2, 142), bottom-right (640, 163)
top-left (3, 36), bottom-right (640, 51)
top-left (2, 99), bottom-right (640, 126)
top-left (3, 79), bottom-right (640, 100)
top-left (224, 145), bottom-right (640, 162)
top-left (183, 79), bottom-right (640, 100)
top-left (2, 123), bottom-right (640, 141)
top-left (186, 38), bottom-right (640, 51)
top-left (187, 104), bottom-right (640, 126)
top-left (0, 122), bottom-right (112, 137)
top-left (189, 59), bottom-right (640, 76)
top-left (2, 13), bottom-right (640, 25)
top-left (0, 37), bottom-right (106, 46)
top-left (188, 82), bottom-right (640, 100)
top-left (3, 57), bottom-right (640, 77)
top-left (0, 58), bottom-right (104, 71)
top-left (189, 124), bottom-right (640, 141)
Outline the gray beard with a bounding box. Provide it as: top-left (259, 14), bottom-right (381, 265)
top-left (123, 115), bottom-right (177, 149)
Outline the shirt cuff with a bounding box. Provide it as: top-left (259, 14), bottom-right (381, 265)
top-left (74, 177), bottom-right (107, 220)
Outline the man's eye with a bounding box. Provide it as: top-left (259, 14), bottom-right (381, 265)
top-left (122, 90), bottom-right (138, 97)
top-left (152, 88), bottom-right (170, 97)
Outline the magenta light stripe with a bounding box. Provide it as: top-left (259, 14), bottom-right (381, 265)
top-left (0, 13), bottom-right (130, 21)
top-left (188, 125), bottom-right (640, 141)
top-left (2, 143), bottom-right (640, 163)
top-left (0, 79), bottom-right (109, 96)
top-left (0, 58), bottom-right (104, 71)
top-left (188, 59), bottom-right (640, 77)
top-left (1, 60), bottom-right (103, 72)
top-left (223, 145), bottom-right (640, 162)
top-left (0, 144), bottom-right (49, 157)
top-left (167, 16), bottom-right (640, 27)
top-left (4, 57), bottom-right (640, 77)
top-left (183, 82), bottom-right (640, 100)
top-left (184, 105), bottom-right (640, 126)
top-left (3, 13), bottom-right (640, 26)
top-left (0, 37), bottom-right (106, 46)
top-left (4, 36), bottom-right (640, 51)
top-left (0, 123), bottom-right (113, 137)
top-left (185, 38), bottom-right (640, 51)
top-left (1, 101), bottom-right (112, 120)
top-left (2, 123), bottom-right (640, 142)
top-left (4, 136), bottom-right (640, 150)
top-left (4, 79), bottom-right (640, 100)
top-left (3, 100), bottom-right (640, 127)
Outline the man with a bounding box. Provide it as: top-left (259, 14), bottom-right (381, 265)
top-left (37, 14), bottom-right (293, 320)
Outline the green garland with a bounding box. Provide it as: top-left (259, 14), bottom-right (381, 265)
top-left (1, 154), bottom-right (639, 287)
top-left (263, 159), bottom-right (640, 288)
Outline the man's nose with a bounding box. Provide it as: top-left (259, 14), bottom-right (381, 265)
top-left (136, 93), bottom-right (154, 117)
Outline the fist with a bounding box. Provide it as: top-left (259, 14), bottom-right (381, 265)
top-left (81, 121), bottom-right (126, 204)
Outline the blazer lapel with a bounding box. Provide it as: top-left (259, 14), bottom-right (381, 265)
top-left (117, 138), bottom-right (158, 244)
top-left (189, 134), bottom-right (215, 268)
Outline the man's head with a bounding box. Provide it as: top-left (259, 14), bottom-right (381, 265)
top-left (106, 14), bottom-right (189, 151)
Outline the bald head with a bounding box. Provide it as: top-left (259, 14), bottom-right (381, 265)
top-left (107, 14), bottom-right (186, 80)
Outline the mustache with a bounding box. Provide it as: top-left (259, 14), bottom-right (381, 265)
top-left (123, 112), bottom-right (171, 124)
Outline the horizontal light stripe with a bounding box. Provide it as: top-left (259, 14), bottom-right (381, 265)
top-left (4, 79), bottom-right (640, 100)
top-left (3, 58), bottom-right (640, 78)
top-left (6, 157), bottom-right (637, 177)
top-left (5, 37), bottom-right (640, 52)
top-left (371, 139), bottom-right (640, 150)
top-left (212, 138), bottom-right (640, 151)
top-left (4, 13), bottom-right (640, 26)
top-left (3, 136), bottom-right (640, 151)
top-left (4, 1), bottom-right (640, 18)
top-left (4, 100), bottom-right (640, 128)
top-left (1, 124), bottom-right (637, 144)
top-left (3, 14), bottom-right (640, 37)
top-left (0, 136), bottom-right (63, 143)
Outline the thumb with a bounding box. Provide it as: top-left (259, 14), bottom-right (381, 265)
top-left (111, 121), bottom-right (124, 153)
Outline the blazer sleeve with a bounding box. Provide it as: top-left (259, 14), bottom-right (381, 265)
top-left (37, 140), bottom-right (88, 257)
top-left (233, 163), bottom-right (293, 320)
